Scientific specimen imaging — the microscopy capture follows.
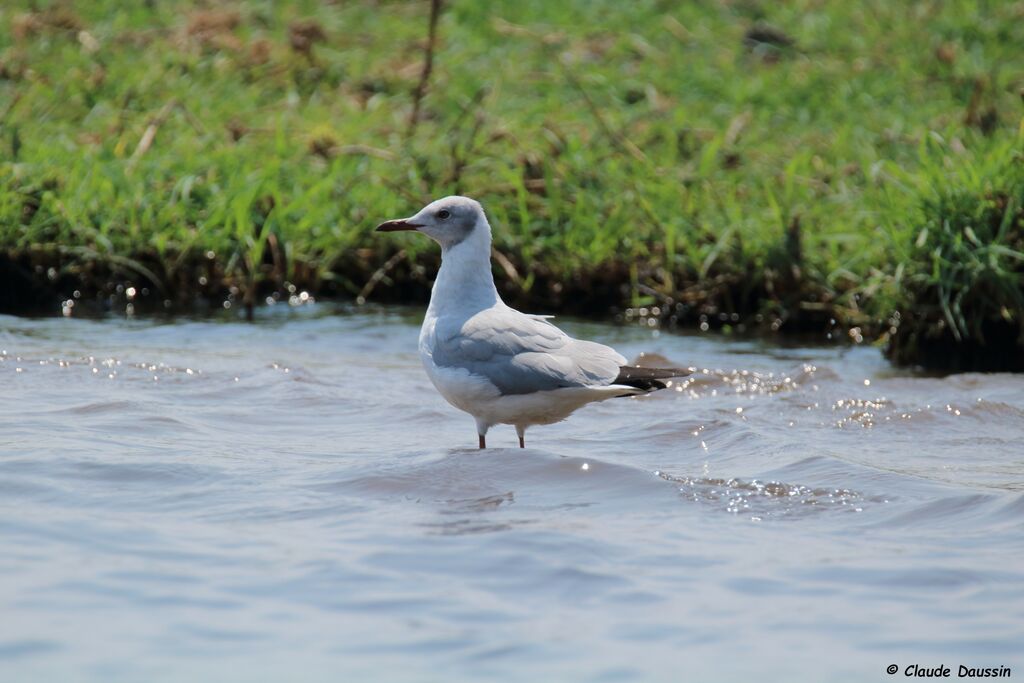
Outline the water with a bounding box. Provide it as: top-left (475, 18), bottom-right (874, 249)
top-left (2, 306), bottom-right (1022, 682)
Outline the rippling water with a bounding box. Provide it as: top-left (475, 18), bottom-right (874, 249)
top-left (2, 307), bottom-right (1022, 682)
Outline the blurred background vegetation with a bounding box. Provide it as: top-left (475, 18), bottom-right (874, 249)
top-left (1, 0), bottom-right (1022, 369)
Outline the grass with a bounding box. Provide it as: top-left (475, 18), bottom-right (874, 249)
top-left (1, 0), bottom-right (1022, 368)
top-left (884, 137), bottom-right (1024, 370)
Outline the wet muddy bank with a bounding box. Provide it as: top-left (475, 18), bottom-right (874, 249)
top-left (4, 246), bottom-right (1020, 373)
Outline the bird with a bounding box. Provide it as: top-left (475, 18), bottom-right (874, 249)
top-left (376, 196), bottom-right (690, 449)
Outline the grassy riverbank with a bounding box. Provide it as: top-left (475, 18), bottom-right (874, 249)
top-left (1, 1), bottom-right (1022, 368)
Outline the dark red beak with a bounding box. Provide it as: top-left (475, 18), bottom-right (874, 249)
top-left (375, 219), bottom-right (423, 232)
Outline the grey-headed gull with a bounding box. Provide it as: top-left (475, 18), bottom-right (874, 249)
top-left (377, 196), bottom-right (689, 449)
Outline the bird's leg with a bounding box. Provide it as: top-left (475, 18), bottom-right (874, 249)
top-left (518, 435), bottom-right (525, 449)
top-left (475, 418), bottom-right (490, 450)
top-left (515, 425), bottom-right (526, 449)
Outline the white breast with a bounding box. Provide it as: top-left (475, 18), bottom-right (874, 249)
top-left (420, 311), bottom-right (501, 415)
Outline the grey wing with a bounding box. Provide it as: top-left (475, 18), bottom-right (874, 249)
top-left (432, 308), bottom-right (626, 395)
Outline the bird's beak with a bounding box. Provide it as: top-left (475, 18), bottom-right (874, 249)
top-left (375, 219), bottom-right (423, 232)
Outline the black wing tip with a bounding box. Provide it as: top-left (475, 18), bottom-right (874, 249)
top-left (614, 365), bottom-right (692, 392)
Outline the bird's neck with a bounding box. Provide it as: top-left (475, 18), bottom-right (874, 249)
top-left (428, 224), bottom-right (500, 318)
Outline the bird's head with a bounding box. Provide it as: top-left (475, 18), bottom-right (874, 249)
top-left (376, 196), bottom-right (487, 249)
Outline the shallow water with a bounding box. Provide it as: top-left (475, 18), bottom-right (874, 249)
top-left (2, 306), bottom-right (1023, 682)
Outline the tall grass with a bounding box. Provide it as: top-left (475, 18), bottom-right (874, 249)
top-left (881, 135), bottom-right (1024, 369)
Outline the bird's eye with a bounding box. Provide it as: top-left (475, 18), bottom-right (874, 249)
top-left (437, 210), bottom-right (451, 220)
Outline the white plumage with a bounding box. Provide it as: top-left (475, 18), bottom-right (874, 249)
top-left (377, 196), bottom-right (688, 449)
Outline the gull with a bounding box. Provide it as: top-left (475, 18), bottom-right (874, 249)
top-left (377, 196), bottom-right (690, 449)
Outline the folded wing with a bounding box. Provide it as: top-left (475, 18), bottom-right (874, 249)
top-left (431, 307), bottom-right (626, 395)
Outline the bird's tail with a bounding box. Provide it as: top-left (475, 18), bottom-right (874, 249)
top-left (614, 365), bottom-right (692, 392)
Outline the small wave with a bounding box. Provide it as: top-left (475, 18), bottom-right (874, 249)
top-left (681, 363), bottom-right (832, 398)
top-left (998, 493), bottom-right (1024, 519)
top-left (656, 471), bottom-right (883, 520)
top-left (60, 460), bottom-right (223, 486)
top-left (880, 493), bottom-right (1011, 528)
top-left (961, 399), bottom-right (1024, 421)
top-left (60, 399), bottom-right (136, 415)
top-left (330, 449), bottom-right (683, 535)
